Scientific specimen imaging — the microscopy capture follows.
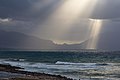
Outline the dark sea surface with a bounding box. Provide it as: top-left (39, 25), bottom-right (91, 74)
top-left (0, 51), bottom-right (120, 80)
top-left (0, 51), bottom-right (120, 63)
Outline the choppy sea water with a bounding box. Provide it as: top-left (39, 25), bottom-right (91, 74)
top-left (0, 51), bottom-right (120, 80)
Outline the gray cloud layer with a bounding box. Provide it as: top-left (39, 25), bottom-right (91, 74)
top-left (0, 0), bottom-right (120, 19)
top-left (0, 0), bottom-right (120, 46)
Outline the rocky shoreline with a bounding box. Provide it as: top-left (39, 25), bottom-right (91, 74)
top-left (0, 64), bottom-right (73, 80)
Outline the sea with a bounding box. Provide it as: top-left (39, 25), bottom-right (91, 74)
top-left (0, 50), bottom-right (120, 80)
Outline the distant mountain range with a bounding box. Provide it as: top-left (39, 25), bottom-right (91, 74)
top-left (0, 30), bottom-right (55, 50)
top-left (0, 30), bottom-right (83, 50)
top-left (0, 30), bottom-right (120, 50)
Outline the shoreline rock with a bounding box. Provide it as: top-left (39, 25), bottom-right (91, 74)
top-left (0, 64), bottom-right (73, 80)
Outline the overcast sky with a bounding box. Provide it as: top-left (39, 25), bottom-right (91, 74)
top-left (0, 0), bottom-right (120, 46)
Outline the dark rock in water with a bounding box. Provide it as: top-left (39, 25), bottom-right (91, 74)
top-left (95, 63), bottom-right (108, 66)
top-left (0, 64), bottom-right (24, 70)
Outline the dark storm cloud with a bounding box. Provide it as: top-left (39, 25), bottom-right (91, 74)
top-left (0, 0), bottom-right (63, 21)
top-left (0, 0), bottom-right (120, 20)
top-left (0, 0), bottom-right (31, 19)
top-left (91, 0), bottom-right (120, 19)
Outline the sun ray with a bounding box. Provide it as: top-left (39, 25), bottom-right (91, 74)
top-left (47, 0), bottom-right (97, 27)
top-left (31, 0), bottom-right (101, 45)
top-left (39, 0), bottom-right (98, 44)
top-left (86, 19), bottom-right (103, 49)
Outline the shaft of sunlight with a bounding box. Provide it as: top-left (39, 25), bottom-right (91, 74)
top-left (40, 0), bottom-right (98, 44)
top-left (33, 0), bottom-right (98, 44)
top-left (48, 0), bottom-right (97, 28)
top-left (87, 19), bottom-right (103, 49)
